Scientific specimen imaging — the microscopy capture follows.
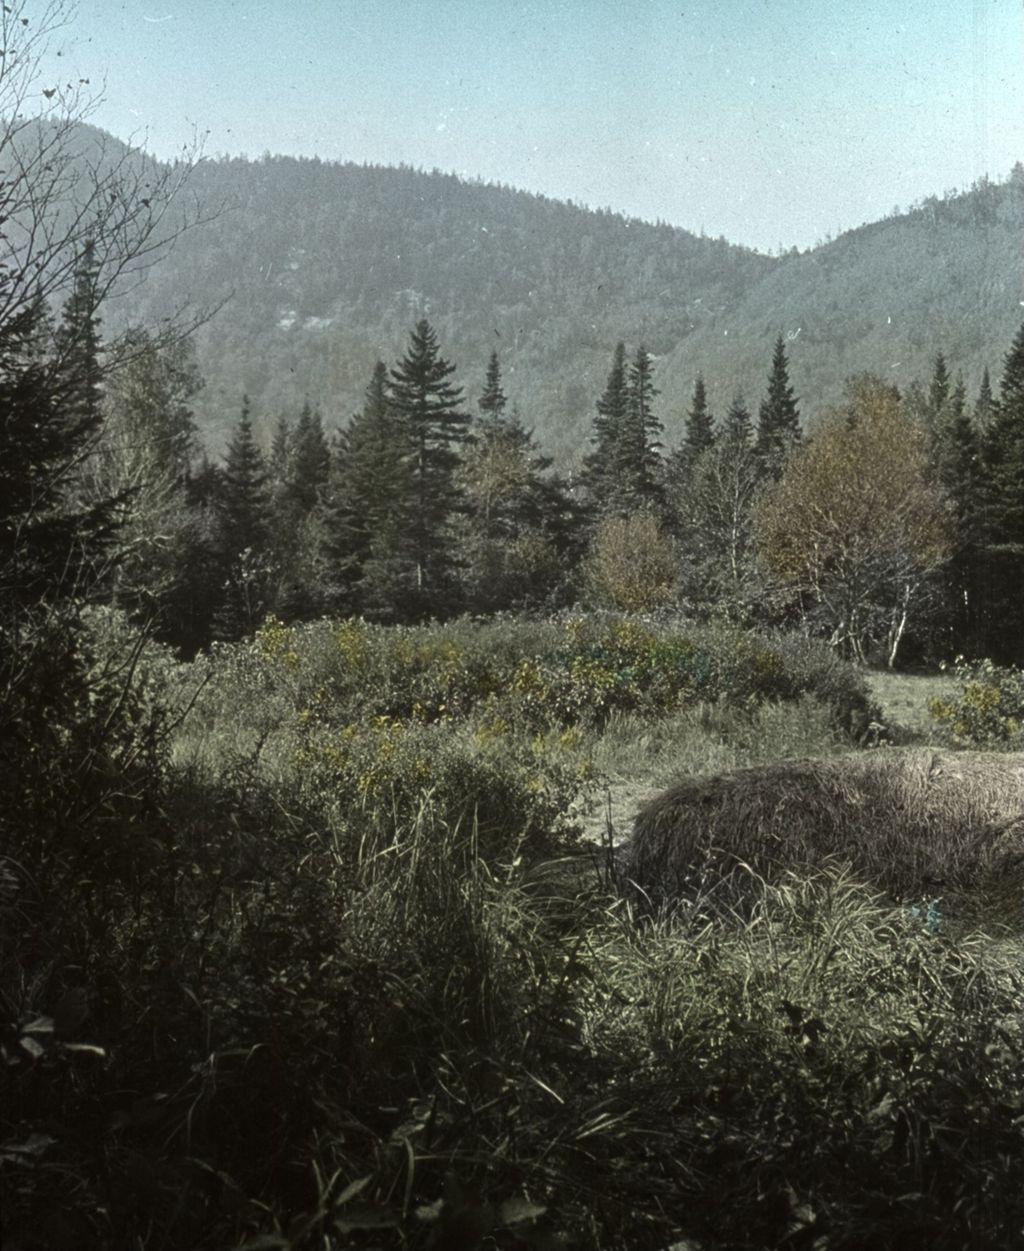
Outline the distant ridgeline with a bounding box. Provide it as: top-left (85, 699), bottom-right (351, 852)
top-left (98, 130), bottom-right (1024, 462)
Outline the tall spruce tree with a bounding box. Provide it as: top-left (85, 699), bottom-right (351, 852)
top-left (388, 319), bottom-right (469, 606)
top-left (53, 240), bottom-right (103, 434)
top-left (215, 397), bottom-right (274, 638)
top-left (287, 400), bottom-right (330, 516)
top-left (756, 334), bottom-right (800, 474)
top-left (975, 367), bottom-right (994, 433)
top-left (317, 360), bottom-right (413, 616)
top-left (722, 392), bottom-right (754, 447)
top-left (682, 374), bottom-right (715, 463)
top-left (976, 321), bottom-right (1024, 659)
top-left (928, 352), bottom-right (951, 422)
top-left (621, 343), bottom-right (663, 510)
top-left (582, 342), bottom-right (629, 511)
top-left (931, 372), bottom-right (982, 653)
top-left (479, 349), bottom-right (508, 420)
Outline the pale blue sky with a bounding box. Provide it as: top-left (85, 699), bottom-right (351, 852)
top-left (45, 0), bottom-right (1024, 252)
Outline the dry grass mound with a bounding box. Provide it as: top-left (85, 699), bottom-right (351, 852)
top-left (618, 749), bottom-right (1024, 910)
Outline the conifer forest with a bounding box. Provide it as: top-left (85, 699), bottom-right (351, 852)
top-left (7, 5), bottom-right (1024, 1250)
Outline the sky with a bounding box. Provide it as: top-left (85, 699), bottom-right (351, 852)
top-left (39, 0), bottom-right (1024, 253)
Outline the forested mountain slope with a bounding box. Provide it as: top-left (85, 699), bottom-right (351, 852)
top-left (99, 131), bottom-right (1024, 459)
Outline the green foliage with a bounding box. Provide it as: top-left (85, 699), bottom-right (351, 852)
top-left (595, 869), bottom-right (1024, 1249)
top-left (928, 656), bottom-right (1024, 747)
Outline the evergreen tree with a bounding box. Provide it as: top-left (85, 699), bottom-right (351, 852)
top-left (53, 240), bottom-right (103, 434)
top-left (928, 352), bottom-right (951, 422)
top-left (479, 349), bottom-right (508, 420)
top-left (0, 300), bottom-right (121, 612)
top-left (215, 397), bottom-right (274, 638)
top-left (976, 321), bottom-right (1024, 659)
top-left (316, 361), bottom-right (413, 617)
top-left (681, 374), bottom-right (715, 463)
top-left (621, 343), bottom-right (663, 510)
top-left (581, 341), bottom-right (629, 511)
top-left (458, 356), bottom-right (574, 610)
top-left (219, 397), bottom-right (270, 556)
top-left (931, 371), bottom-right (982, 654)
top-left (975, 366), bottom-right (994, 433)
top-left (582, 342), bottom-right (663, 515)
top-left (721, 392), bottom-right (754, 447)
top-left (756, 334), bottom-right (800, 474)
top-left (388, 319), bottom-right (469, 605)
top-left (288, 400), bottom-right (330, 515)
top-left (269, 415), bottom-right (293, 498)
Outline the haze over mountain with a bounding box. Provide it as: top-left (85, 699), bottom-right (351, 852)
top-left (101, 129), bottom-right (1024, 463)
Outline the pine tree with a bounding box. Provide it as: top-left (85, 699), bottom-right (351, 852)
top-left (756, 334), bottom-right (800, 474)
top-left (388, 319), bottom-right (469, 605)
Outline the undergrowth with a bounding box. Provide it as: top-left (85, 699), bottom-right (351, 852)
top-left (6, 610), bottom-right (1023, 1250)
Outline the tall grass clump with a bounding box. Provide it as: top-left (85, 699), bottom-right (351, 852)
top-left (589, 867), bottom-right (1024, 1249)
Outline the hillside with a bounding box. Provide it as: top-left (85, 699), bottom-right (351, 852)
top-left (98, 134), bottom-right (1024, 460)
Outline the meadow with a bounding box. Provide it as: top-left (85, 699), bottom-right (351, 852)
top-left (6, 610), bottom-right (1024, 1251)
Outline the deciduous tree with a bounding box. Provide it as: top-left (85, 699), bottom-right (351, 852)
top-left (756, 376), bottom-right (948, 665)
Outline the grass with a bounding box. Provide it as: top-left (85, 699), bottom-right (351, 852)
top-left (866, 667), bottom-right (959, 743)
top-left (8, 614), bottom-right (1024, 1250)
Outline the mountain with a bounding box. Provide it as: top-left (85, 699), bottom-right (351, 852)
top-left (98, 132), bottom-right (1024, 462)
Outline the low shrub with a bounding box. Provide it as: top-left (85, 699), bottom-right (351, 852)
top-left (929, 656), bottom-right (1024, 748)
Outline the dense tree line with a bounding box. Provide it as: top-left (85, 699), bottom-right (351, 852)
top-left (50, 302), bottom-right (1023, 668)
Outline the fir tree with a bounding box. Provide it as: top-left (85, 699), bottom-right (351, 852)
top-left (975, 366), bottom-right (994, 433)
top-left (388, 319), bottom-right (469, 604)
top-left (269, 415), bottom-right (293, 497)
top-left (0, 299), bottom-right (121, 610)
top-left (621, 343), bottom-right (663, 510)
top-left (214, 397), bottom-right (275, 638)
top-left (682, 374), bottom-right (715, 463)
top-left (721, 392), bottom-right (754, 447)
top-left (756, 334), bottom-right (800, 474)
top-left (928, 352), bottom-right (951, 422)
top-left (317, 361), bottom-right (412, 617)
top-left (479, 349), bottom-right (508, 420)
top-left (975, 322), bottom-right (1024, 659)
top-left (933, 372), bottom-right (982, 652)
top-left (288, 400), bottom-right (330, 515)
top-left (581, 342), bottom-right (629, 511)
top-left (53, 240), bottom-right (103, 434)
top-left (219, 396), bottom-right (270, 557)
